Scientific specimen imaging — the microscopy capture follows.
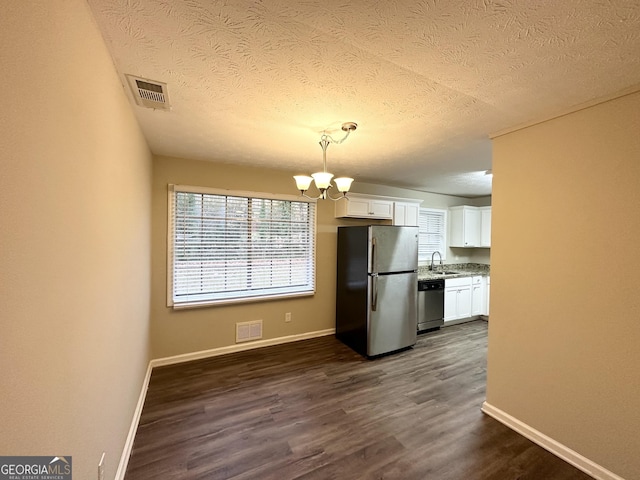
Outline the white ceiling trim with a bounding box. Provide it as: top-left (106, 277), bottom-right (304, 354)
top-left (490, 83), bottom-right (640, 139)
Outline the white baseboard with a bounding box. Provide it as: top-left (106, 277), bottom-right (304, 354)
top-left (150, 328), bottom-right (335, 368)
top-left (116, 328), bottom-right (335, 479)
top-left (443, 316), bottom-right (481, 327)
top-left (481, 402), bottom-right (625, 480)
top-left (115, 362), bottom-right (152, 480)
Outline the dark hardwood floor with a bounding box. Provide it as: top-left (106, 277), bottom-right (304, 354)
top-left (125, 321), bottom-right (592, 480)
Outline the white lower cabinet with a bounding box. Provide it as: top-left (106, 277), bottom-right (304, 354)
top-left (444, 277), bottom-right (472, 322)
top-left (445, 276), bottom-right (487, 322)
top-left (471, 276), bottom-right (484, 316)
top-left (485, 276), bottom-right (490, 316)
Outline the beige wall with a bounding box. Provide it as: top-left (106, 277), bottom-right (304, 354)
top-left (0, 2), bottom-right (152, 479)
top-left (151, 156), bottom-right (485, 358)
top-left (487, 91), bottom-right (640, 479)
top-left (151, 156), bottom-right (377, 357)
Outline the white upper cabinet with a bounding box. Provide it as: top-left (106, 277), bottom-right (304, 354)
top-left (393, 201), bottom-right (420, 226)
top-left (335, 194), bottom-right (422, 222)
top-left (449, 205), bottom-right (491, 248)
top-left (449, 206), bottom-right (481, 247)
top-left (480, 206), bottom-right (492, 247)
top-left (335, 194), bottom-right (394, 219)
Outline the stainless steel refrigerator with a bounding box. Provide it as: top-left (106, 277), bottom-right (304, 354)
top-left (336, 225), bottom-right (418, 357)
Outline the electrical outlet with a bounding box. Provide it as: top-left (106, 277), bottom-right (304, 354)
top-left (98, 452), bottom-right (105, 480)
top-left (285, 312), bottom-right (292, 323)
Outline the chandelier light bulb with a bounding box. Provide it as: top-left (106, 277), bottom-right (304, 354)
top-left (293, 175), bottom-right (313, 192)
top-left (334, 177), bottom-right (354, 193)
top-left (311, 171), bottom-right (334, 190)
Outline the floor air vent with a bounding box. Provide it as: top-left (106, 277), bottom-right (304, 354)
top-left (125, 74), bottom-right (171, 110)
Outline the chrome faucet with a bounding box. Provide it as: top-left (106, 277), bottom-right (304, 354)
top-left (430, 251), bottom-right (443, 272)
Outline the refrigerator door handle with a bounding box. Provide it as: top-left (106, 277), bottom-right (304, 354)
top-left (371, 273), bottom-right (379, 311)
top-left (371, 237), bottom-right (377, 274)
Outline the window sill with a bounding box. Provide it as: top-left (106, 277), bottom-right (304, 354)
top-left (170, 290), bottom-right (315, 310)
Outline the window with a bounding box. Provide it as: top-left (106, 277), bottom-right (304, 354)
top-left (167, 185), bottom-right (316, 308)
top-left (418, 208), bottom-right (447, 263)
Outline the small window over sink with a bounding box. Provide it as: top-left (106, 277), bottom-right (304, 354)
top-left (418, 208), bottom-right (447, 263)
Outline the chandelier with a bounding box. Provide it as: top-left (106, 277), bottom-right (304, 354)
top-left (293, 122), bottom-right (357, 201)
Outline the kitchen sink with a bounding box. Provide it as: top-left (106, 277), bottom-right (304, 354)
top-left (432, 270), bottom-right (460, 275)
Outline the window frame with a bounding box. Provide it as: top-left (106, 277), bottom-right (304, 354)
top-left (418, 207), bottom-right (448, 264)
top-left (167, 184), bottom-right (317, 309)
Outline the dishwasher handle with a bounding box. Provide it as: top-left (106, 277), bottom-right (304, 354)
top-left (418, 280), bottom-right (445, 291)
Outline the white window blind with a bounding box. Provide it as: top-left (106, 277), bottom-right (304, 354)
top-left (418, 208), bottom-right (447, 262)
top-left (168, 185), bottom-right (316, 307)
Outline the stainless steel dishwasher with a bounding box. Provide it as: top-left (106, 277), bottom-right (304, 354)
top-left (417, 278), bottom-right (445, 332)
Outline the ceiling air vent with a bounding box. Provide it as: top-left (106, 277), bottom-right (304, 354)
top-left (125, 74), bottom-right (171, 110)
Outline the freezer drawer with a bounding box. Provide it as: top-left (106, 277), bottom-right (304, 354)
top-left (367, 272), bottom-right (417, 356)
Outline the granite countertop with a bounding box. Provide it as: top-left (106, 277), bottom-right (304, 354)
top-left (417, 262), bottom-right (490, 281)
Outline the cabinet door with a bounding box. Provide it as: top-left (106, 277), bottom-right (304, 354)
top-left (463, 209), bottom-right (481, 247)
top-left (393, 203), bottom-right (408, 226)
top-left (472, 284), bottom-right (483, 316)
top-left (480, 207), bottom-right (491, 247)
top-left (393, 202), bottom-right (420, 226)
top-left (485, 278), bottom-right (490, 316)
top-left (457, 286), bottom-right (472, 318)
top-left (404, 203), bottom-right (419, 226)
top-left (450, 206), bottom-right (481, 247)
top-left (445, 285), bottom-right (472, 321)
top-left (345, 197), bottom-right (372, 217)
top-left (444, 287), bottom-right (458, 321)
top-left (370, 199), bottom-right (393, 219)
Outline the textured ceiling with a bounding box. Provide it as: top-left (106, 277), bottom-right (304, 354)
top-left (87, 0), bottom-right (640, 197)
